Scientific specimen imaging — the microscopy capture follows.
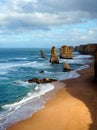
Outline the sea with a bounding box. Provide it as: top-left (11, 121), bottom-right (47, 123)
top-left (0, 48), bottom-right (93, 130)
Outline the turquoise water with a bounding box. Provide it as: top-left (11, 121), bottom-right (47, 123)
top-left (0, 48), bottom-right (92, 130)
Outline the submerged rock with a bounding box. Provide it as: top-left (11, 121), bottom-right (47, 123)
top-left (50, 46), bottom-right (59, 64)
top-left (63, 63), bottom-right (71, 71)
top-left (40, 50), bottom-right (45, 58)
top-left (39, 70), bottom-right (44, 73)
top-left (27, 77), bottom-right (57, 84)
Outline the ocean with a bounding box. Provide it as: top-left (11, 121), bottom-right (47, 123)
top-left (0, 48), bottom-right (93, 130)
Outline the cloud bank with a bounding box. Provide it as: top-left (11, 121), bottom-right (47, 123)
top-left (0, 0), bottom-right (97, 47)
top-left (0, 0), bottom-right (97, 31)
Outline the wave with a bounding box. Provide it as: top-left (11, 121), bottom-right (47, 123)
top-left (60, 58), bottom-right (92, 65)
top-left (9, 57), bottom-right (28, 61)
top-left (0, 83), bottom-right (54, 130)
top-left (0, 61), bottom-right (38, 69)
top-left (13, 80), bottom-right (36, 87)
top-left (0, 61), bottom-right (37, 75)
top-left (0, 61), bottom-right (50, 70)
top-left (74, 55), bottom-right (93, 59)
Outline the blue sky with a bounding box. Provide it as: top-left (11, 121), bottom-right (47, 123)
top-left (0, 0), bottom-right (97, 48)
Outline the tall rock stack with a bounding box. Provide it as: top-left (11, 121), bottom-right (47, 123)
top-left (50, 46), bottom-right (59, 64)
top-left (94, 47), bottom-right (97, 80)
top-left (40, 50), bottom-right (45, 58)
top-left (60, 45), bottom-right (73, 59)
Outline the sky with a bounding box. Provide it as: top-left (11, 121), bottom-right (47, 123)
top-left (0, 0), bottom-right (97, 48)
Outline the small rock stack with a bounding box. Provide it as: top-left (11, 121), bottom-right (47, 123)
top-left (60, 45), bottom-right (73, 59)
top-left (40, 50), bottom-right (45, 58)
top-left (63, 63), bottom-right (71, 71)
top-left (50, 46), bottom-right (59, 64)
top-left (94, 47), bottom-right (97, 80)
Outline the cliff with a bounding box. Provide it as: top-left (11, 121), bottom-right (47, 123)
top-left (94, 47), bottom-right (97, 80)
top-left (75, 44), bottom-right (97, 54)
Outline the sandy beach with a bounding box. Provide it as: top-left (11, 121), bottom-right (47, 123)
top-left (7, 63), bottom-right (97, 130)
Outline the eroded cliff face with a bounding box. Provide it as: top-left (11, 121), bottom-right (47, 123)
top-left (94, 47), bottom-right (97, 80)
top-left (50, 46), bottom-right (59, 64)
top-left (75, 44), bottom-right (97, 54)
top-left (60, 45), bottom-right (73, 59)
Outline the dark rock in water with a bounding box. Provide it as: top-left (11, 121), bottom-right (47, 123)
top-left (50, 46), bottom-right (59, 64)
top-left (27, 77), bottom-right (57, 84)
top-left (40, 50), bottom-right (45, 58)
top-left (94, 47), bottom-right (97, 80)
top-left (39, 70), bottom-right (44, 73)
top-left (60, 45), bottom-right (73, 59)
top-left (28, 78), bottom-right (41, 84)
top-left (63, 63), bottom-right (71, 71)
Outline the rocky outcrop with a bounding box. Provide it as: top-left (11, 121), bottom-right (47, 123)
top-left (27, 78), bottom-right (57, 84)
top-left (40, 50), bottom-right (45, 58)
top-left (94, 47), bottom-right (97, 80)
top-left (60, 45), bottom-right (73, 59)
top-left (63, 63), bottom-right (71, 71)
top-left (50, 46), bottom-right (59, 64)
top-left (39, 70), bottom-right (44, 73)
top-left (76, 44), bottom-right (97, 54)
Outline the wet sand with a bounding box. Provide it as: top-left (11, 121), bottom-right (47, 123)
top-left (7, 63), bottom-right (97, 130)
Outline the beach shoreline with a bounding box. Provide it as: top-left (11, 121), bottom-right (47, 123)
top-left (7, 62), bottom-right (97, 130)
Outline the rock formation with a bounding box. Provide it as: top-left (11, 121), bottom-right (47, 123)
top-left (63, 63), bottom-right (71, 71)
top-left (26, 78), bottom-right (57, 84)
top-left (76, 44), bottom-right (97, 54)
top-left (60, 45), bottom-right (73, 59)
top-left (50, 46), bottom-right (59, 64)
top-left (94, 47), bottom-right (97, 80)
top-left (40, 50), bottom-right (45, 58)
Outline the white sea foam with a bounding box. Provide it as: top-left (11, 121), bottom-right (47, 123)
top-left (60, 58), bottom-right (92, 65)
top-left (13, 57), bottom-right (28, 60)
top-left (1, 83), bottom-right (54, 130)
top-left (57, 64), bottom-right (89, 80)
top-left (0, 61), bottom-right (50, 71)
top-left (14, 80), bottom-right (35, 87)
top-left (0, 61), bottom-right (37, 69)
top-left (0, 61), bottom-right (37, 75)
top-left (56, 71), bottom-right (80, 80)
top-left (77, 64), bottom-right (89, 71)
top-left (60, 54), bottom-right (93, 65)
top-left (74, 55), bottom-right (93, 59)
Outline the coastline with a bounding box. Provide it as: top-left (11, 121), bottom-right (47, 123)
top-left (7, 62), bottom-right (97, 130)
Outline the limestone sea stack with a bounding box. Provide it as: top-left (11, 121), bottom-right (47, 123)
top-left (60, 45), bottom-right (73, 59)
top-left (94, 47), bottom-right (97, 80)
top-left (50, 46), bottom-right (59, 64)
top-left (40, 50), bottom-right (45, 58)
top-left (63, 63), bottom-right (71, 71)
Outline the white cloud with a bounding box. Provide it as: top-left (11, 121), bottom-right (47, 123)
top-left (0, 0), bottom-right (97, 46)
top-left (0, 0), bottom-right (97, 30)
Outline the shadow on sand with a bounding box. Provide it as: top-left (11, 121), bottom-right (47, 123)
top-left (62, 64), bottom-right (97, 130)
